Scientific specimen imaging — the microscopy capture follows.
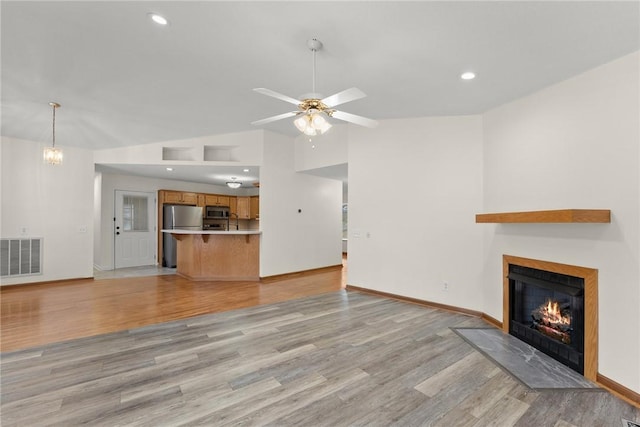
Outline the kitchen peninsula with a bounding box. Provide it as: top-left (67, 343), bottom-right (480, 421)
top-left (162, 230), bottom-right (260, 281)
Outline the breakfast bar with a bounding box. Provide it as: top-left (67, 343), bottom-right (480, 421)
top-left (162, 230), bottom-right (260, 281)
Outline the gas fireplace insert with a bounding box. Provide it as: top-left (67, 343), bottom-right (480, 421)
top-left (508, 264), bottom-right (585, 374)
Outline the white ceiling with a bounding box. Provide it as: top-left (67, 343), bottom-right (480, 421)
top-left (95, 163), bottom-right (261, 189)
top-left (2, 1), bottom-right (639, 184)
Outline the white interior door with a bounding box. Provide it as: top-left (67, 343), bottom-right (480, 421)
top-left (114, 190), bottom-right (156, 269)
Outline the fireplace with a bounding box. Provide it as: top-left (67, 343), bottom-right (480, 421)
top-left (508, 264), bottom-right (584, 373)
top-left (502, 255), bottom-right (598, 381)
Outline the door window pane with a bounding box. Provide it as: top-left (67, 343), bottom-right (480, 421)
top-left (123, 195), bottom-right (148, 231)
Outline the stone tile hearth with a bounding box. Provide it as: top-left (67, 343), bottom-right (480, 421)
top-left (454, 328), bottom-right (600, 390)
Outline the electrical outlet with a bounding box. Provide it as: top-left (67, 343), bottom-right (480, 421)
top-left (19, 226), bottom-right (28, 236)
top-left (442, 282), bottom-right (449, 292)
top-left (78, 226), bottom-right (88, 233)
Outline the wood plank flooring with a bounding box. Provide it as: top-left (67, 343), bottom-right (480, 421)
top-left (2, 291), bottom-right (638, 426)
top-left (2, 261), bottom-right (639, 425)
top-left (0, 265), bottom-right (345, 352)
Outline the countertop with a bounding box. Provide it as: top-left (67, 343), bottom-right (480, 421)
top-left (161, 229), bottom-right (261, 235)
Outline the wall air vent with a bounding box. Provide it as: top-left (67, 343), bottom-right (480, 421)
top-left (0, 238), bottom-right (42, 277)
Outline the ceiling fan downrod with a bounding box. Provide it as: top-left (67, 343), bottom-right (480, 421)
top-left (307, 38), bottom-right (323, 96)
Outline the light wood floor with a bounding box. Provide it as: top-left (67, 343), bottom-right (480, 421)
top-left (2, 291), bottom-right (638, 426)
top-left (1, 264), bottom-right (345, 352)
top-left (1, 262), bottom-right (639, 425)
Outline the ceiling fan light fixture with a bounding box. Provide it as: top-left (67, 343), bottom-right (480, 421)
top-left (295, 112), bottom-right (332, 136)
top-left (312, 114), bottom-right (331, 134)
top-left (294, 116), bottom-right (309, 132)
top-left (311, 113), bottom-right (327, 128)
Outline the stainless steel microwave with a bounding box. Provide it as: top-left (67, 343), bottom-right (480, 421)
top-left (205, 206), bottom-right (229, 219)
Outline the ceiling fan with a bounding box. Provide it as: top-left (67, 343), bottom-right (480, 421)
top-left (251, 38), bottom-right (378, 136)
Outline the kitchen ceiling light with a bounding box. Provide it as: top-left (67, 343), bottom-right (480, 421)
top-left (461, 71), bottom-right (476, 80)
top-left (227, 177), bottom-right (242, 189)
top-left (166, 167), bottom-right (173, 171)
top-left (43, 102), bottom-right (63, 165)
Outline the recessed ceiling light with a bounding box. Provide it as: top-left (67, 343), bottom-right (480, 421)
top-left (149, 13), bottom-right (168, 26)
top-left (166, 167), bottom-right (173, 171)
top-left (243, 169), bottom-right (249, 172)
top-left (461, 71), bottom-right (476, 80)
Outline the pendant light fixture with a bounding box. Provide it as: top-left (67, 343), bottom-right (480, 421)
top-left (43, 102), bottom-right (63, 165)
top-left (226, 177), bottom-right (242, 189)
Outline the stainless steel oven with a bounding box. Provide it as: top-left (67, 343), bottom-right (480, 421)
top-left (203, 222), bottom-right (226, 231)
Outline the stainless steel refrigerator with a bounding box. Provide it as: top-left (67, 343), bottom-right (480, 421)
top-left (163, 205), bottom-right (203, 267)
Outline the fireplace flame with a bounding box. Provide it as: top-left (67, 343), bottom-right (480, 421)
top-left (531, 298), bottom-right (572, 344)
top-left (543, 299), bottom-right (571, 325)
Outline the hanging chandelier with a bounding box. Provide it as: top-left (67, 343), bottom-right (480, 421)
top-left (43, 102), bottom-right (63, 165)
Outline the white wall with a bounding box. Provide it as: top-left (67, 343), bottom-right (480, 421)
top-left (1, 137), bottom-right (94, 284)
top-left (347, 116), bottom-right (485, 311)
top-left (482, 52), bottom-right (640, 392)
top-left (294, 124), bottom-right (349, 172)
top-left (93, 129), bottom-right (266, 270)
top-left (95, 172), bottom-right (249, 270)
top-left (94, 130), bottom-right (264, 165)
top-left (96, 129), bottom-right (342, 276)
top-left (260, 131), bottom-right (343, 277)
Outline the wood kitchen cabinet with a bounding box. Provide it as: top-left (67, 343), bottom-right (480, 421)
top-left (236, 196), bottom-right (251, 219)
top-left (161, 190), bottom-right (198, 205)
top-left (250, 196), bottom-right (259, 220)
top-left (229, 197), bottom-right (238, 216)
top-left (204, 194), bottom-right (230, 207)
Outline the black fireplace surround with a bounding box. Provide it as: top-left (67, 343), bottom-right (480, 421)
top-left (508, 264), bottom-right (585, 374)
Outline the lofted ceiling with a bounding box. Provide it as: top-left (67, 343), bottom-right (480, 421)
top-left (2, 1), bottom-right (639, 184)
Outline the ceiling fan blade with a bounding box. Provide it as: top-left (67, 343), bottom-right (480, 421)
top-left (251, 111), bottom-right (299, 126)
top-left (331, 110), bottom-right (378, 128)
top-left (253, 88), bottom-right (301, 106)
top-left (321, 88), bottom-right (366, 108)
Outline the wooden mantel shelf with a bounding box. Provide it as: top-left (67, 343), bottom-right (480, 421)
top-left (475, 209), bottom-right (611, 224)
